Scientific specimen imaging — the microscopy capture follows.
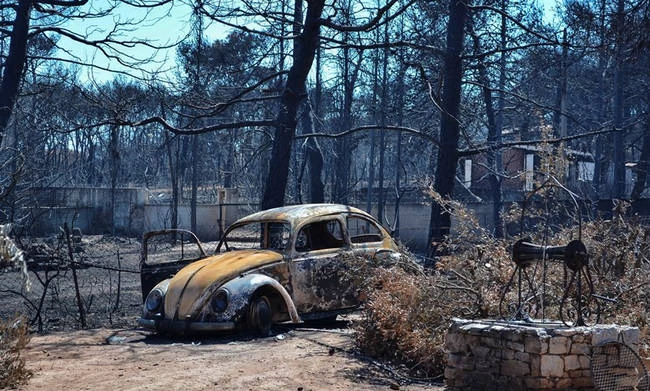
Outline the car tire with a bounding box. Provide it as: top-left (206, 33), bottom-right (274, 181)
top-left (248, 296), bottom-right (273, 336)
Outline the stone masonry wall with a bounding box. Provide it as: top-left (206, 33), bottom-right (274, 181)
top-left (445, 318), bottom-right (640, 391)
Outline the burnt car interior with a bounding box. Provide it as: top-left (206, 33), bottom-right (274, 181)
top-left (295, 219), bottom-right (345, 252)
top-left (266, 222), bottom-right (291, 250)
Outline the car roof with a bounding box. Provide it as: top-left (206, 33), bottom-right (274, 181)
top-left (234, 203), bottom-right (373, 225)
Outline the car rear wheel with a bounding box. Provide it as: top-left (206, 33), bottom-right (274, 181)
top-left (248, 296), bottom-right (273, 336)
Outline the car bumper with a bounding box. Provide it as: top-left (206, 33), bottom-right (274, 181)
top-left (138, 317), bottom-right (236, 333)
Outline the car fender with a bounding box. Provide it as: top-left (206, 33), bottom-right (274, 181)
top-left (205, 273), bottom-right (301, 323)
top-left (142, 278), bottom-right (171, 318)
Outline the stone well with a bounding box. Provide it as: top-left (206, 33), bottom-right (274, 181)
top-left (445, 318), bottom-right (640, 391)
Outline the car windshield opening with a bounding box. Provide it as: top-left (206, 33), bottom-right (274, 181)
top-left (219, 221), bottom-right (290, 252)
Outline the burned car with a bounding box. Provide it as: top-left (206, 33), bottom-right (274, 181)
top-left (138, 203), bottom-right (398, 335)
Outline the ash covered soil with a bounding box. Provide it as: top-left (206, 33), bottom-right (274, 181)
top-left (2, 235), bottom-right (444, 391)
top-left (21, 326), bottom-right (442, 391)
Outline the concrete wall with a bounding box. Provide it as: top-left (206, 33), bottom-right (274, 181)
top-left (23, 187), bottom-right (500, 252)
top-left (28, 187), bottom-right (146, 236)
top-left (143, 203), bottom-right (257, 241)
top-left (363, 203), bottom-right (441, 250)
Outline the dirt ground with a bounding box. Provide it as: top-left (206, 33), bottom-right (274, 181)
top-left (19, 325), bottom-right (445, 391)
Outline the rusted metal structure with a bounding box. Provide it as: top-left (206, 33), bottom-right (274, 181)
top-left (499, 237), bottom-right (600, 326)
top-left (498, 180), bottom-right (605, 326)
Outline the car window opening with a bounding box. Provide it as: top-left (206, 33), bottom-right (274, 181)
top-left (347, 216), bottom-right (384, 244)
top-left (296, 220), bottom-right (345, 252)
top-left (221, 222), bottom-right (290, 252)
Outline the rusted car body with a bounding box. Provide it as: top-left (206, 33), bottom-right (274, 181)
top-left (138, 203), bottom-right (398, 335)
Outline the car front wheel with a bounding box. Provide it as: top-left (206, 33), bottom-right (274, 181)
top-left (247, 296), bottom-right (273, 336)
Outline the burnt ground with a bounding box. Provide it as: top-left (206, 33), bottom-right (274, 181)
top-left (20, 325), bottom-right (443, 391)
top-left (2, 235), bottom-right (445, 390)
top-left (0, 235), bottom-right (145, 333)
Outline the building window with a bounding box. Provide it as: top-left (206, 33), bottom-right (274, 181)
top-left (577, 161), bottom-right (595, 182)
top-left (463, 159), bottom-right (472, 188)
top-left (524, 153), bottom-right (534, 191)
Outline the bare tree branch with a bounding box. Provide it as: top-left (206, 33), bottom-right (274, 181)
top-left (295, 125), bottom-right (440, 147)
top-left (130, 117), bottom-right (276, 135)
top-left (181, 70), bottom-right (288, 118)
top-left (36, 0), bottom-right (87, 6)
top-left (320, 0), bottom-right (414, 33)
top-left (321, 35), bottom-right (445, 55)
top-left (469, 4), bottom-right (559, 44)
top-left (458, 120), bottom-right (643, 157)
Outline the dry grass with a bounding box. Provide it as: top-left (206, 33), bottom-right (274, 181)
top-left (0, 317), bottom-right (31, 388)
top-left (355, 265), bottom-right (445, 377)
top-left (354, 197), bottom-right (650, 378)
top-left (0, 227), bottom-right (32, 388)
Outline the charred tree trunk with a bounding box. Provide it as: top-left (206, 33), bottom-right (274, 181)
top-left (165, 132), bottom-right (179, 233)
top-left (428, 0), bottom-right (468, 253)
top-left (308, 46), bottom-right (325, 203)
top-left (333, 26), bottom-right (363, 205)
top-left (334, 42), bottom-right (354, 204)
top-left (493, 2), bottom-right (506, 238)
top-left (224, 129), bottom-right (235, 188)
top-left (190, 9), bottom-right (203, 234)
top-left (87, 131), bottom-right (97, 185)
top-left (553, 29), bottom-right (569, 139)
top-left (469, 13), bottom-right (503, 238)
top-left (613, 0), bottom-right (626, 199)
top-left (307, 140), bottom-right (325, 203)
top-left (0, 0), bottom-right (32, 147)
top-left (631, 77), bottom-right (650, 202)
top-left (190, 134), bottom-right (198, 233)
top-left (64, 223), bottom-right (86, 328)
top-left (299, 100), bottom-right (325, 203)
top-left (592, 0), bottom-right (607, 203)
top-left (392, 59), bottom-right (406, 238)
top-left (377, 21), bottom-right (389, 225)
top-left (261, 0), bottom-right (324, 210)
top-left (333, 137), bottom-right (351, 204)
top-left (367, 45), bottom-right (380, 215)
top-left (109, 125), bottom-right (120, 234)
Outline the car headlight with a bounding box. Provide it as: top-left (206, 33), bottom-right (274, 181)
top-left (211, 290), bottom-right (229, 313)
top-left (145, 288), bottom-right (164, 313)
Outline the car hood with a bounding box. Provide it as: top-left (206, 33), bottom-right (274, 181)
top-left (164, 249), bottom-right (284, 319)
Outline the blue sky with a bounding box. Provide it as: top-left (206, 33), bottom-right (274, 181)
top-left (55, 0), bottom-right (228, 84)
top-left (55, 0), bottom-right (559, 84)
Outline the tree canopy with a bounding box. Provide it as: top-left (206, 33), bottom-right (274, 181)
top-left (1, 0), bottom-right (649, 251)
